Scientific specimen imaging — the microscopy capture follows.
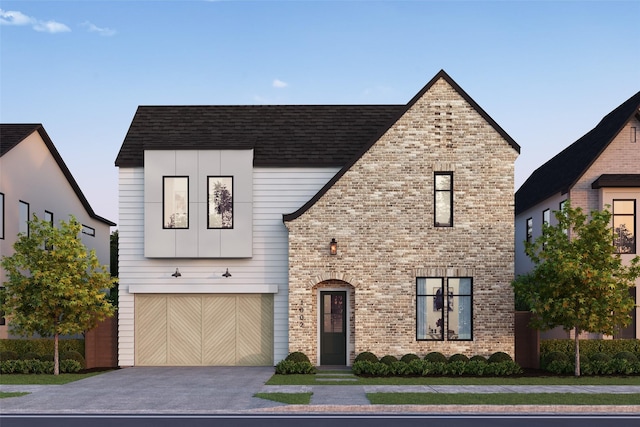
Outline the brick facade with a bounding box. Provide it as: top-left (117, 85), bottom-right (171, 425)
top-left (285, 77), bottom-right (519, 364)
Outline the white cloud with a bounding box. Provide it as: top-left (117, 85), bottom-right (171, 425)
top-left (82, 21), bottom-right (117, 37)
top-left (272, 79), bottom-right (288, 89)
top-left (0, 9), bottom-right (70, 33)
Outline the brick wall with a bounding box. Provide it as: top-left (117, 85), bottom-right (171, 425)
top-left (286, 78), bottom-right (519, 363)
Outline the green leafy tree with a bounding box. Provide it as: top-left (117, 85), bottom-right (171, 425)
top-left (0, 215), bottom-right (115, 375)
top-left (513, 202), bottom-right (640, 376)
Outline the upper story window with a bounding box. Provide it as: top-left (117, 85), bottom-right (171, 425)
top-left (631, 126), bottom-right (637, 143)
top-left (0, 193), bottom-right (4, 240)
top-left (163, 176), bottom-right (189, 229)
top-left (208, 176), bottom-right (233, 229)
top-left (434, 172), bottom-right (453, 227)
top-left (417, 277), bottom-right (472, 341)
top-left (613, 199), bottom-right (636, 254)
top-left (44, 211), bottom-right (54, 250)
top-left (19, 200), bottom-right (29, 236)
top-left (559, 200), bottom-right (568, 236)
top-left (82, 225), bottom-right (95, 237)
top-left (526, 217), bottom-right (533, 243)
top-left (542, 209), bottom-right (550, 226)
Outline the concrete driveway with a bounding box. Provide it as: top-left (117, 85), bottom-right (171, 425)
top-left (0, 366), bottom-right (282, 414)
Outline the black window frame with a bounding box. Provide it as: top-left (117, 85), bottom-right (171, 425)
top-left (434, 172), bottom-right (453, 227)
top-left (19, 200), bottom-right (29, 237)
top-left (162, 176), bottom-right (189, 229)
top-left (416, 276), bottom-right (473, 342)
top-left (82, 224), bottom-right (96, 237)
top-left (0, 192), bottom-right (4, 240)
top-left (525, 217), bottom-right (533, 243)
top-left (207, 175), bottom-right (234, 229)
top-left (44, 210), bottom-right (54, 250)
top-left (613, 199), bottom-right (636, 254)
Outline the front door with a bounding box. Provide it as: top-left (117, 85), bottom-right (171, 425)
top-left (320, 291), bottom-right (347, 365)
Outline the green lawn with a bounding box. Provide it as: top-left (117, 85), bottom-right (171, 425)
top-left (0, 371), bottom-right (107, 385)
top-left (367, 393), bottom-right (640, 405)
top-left (267, 373), bottom-right (640, 386)
top-left (0, 392), bottom-right (30, 399)
top-left (254, 392), bottom-right (313, 404)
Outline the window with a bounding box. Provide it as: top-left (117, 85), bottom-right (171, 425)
top-left (632, 127), bottom-right (637, 143)
top-left (82, 225), bottom-right (95, 237)
top-left (19, 200), bottom-right (29, 236)
top-left (0, 287), bottom-right (4, 326)
top-left (526, 217), bottom-right (533, 243)
top-left (44, 211), bottom-right (54, 250)
top-left (542, 209), bottom-right (550, 249)
top-left (0, 193), bottom-right (4, 239)
top-left (417, 277), bottom-right (472, 341)
top-left (434, 172), bottom-right (453, 227)
top-left (163, 176), bottom-right (189, 229)
top-left (207, 176), bottom-right (233, 229)
top-left (613, 199), bottom-right (636, 254)
top-left (559, 200), bottom-right (568, 235)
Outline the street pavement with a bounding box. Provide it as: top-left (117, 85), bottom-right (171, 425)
top-left (1, 366), bottom-right (639, 414)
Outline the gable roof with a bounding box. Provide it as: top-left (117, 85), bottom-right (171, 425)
top-left (515, 91), bottom-right (640, 215)
top-left (283, 69), bottom-right (520, 221)
top-left (0, 124), bottom-right (116, 226)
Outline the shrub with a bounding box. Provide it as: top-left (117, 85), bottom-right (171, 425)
top-left (483, 361), bottom-right (523, 376)
top-left (61, 350), bottom-right (86, 368)
top-left (39, 354), bottom-right (54, 362)
top-left (22, 351), bottom-right (41, 360)
top-left (613, 351), bottom-right (639, 363)
top-left (389, 361), bottom-right (411, 376)
top-left (448, 354), bottom-right (469, 363)
top-left (60, 360), bottom-right (82, 373)
top-left (0, 351), bottom-right (19, 361)
top-left (400, 353), bottom-right (420, 363)
top-left (444, 361), bottom-right (467, 376)
top-left (541, 351), bottom-right (568, 370)
top-left (380, 355), bottom-right (398, 366)
top-left (541, 339), bottom-right (640, 361)
top-left (469, 355), bottom-right (487, 363)
top-left (274, 360), bottom-right (315, 375)
top-left (354, 351), bottom-right (379, 363)
top-left (589, 352), bottom-right (612, 363)
top-left (0, 339), bottom-right (84, 357)
top-left (423, 352), bottom-right (447, 363)
top-left (285, 351), bottom-right (310, 363)
top-left (465, 360), bottom-right (487, 376)
top-left (488, 352), bottom-right (513, 363)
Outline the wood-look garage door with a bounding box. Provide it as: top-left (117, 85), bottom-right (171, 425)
top-left (135, 294), bottom-right (273, 366)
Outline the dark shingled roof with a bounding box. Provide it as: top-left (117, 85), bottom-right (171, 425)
top-left (515, 91), bottom-right (640, 215)
top-left (591, 174), bottom-right (640, 189)
top-left (0, 124), bottom-right (116, 226)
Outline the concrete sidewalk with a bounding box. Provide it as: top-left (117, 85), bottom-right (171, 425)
top-left (1, 367), bottom-right (640, 414)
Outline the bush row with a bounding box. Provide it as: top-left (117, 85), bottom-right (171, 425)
top-left (0, 350), bottom-right (86, 368)
top-left (541, 339), bottom-right (640, 360)
top-left (0, 339), bottom-right (85, 358)
top-left (352, 359), bottom-right (522, 377)
top-left (542, 350), bottom-right (640, 375)
top-left (1, 359), bottom-right (82, 374)
top-left (354, 351), bottom-right (513, 365)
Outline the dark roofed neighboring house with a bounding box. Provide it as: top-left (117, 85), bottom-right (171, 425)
top-left (514, 91), bottom-right (640, 340)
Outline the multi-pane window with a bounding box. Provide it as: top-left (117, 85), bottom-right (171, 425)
top-left (163, 177), bottom-right (189, 229)
top-left (434, 172), bottom-right (453, 227)
top-left (417, 277), bottom-right (472, 341)
top-left (0, 193), bottom-right (4, 239)
top-left (526, 217), bottom-right (533, 243)
top-left (19, 200), bottom-right (29, 236)
top-left (613, 199), bottom-right (636, 254)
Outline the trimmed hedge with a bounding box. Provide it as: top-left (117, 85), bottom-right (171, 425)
top-left (541, 339), bottom-right (640, 361)
top-left (380, 355), bottom-right (398, 366)
top-left (352, 359), bottom-right (522, 377)
top-left (354, 351), bottom-right (379, 363)
top-left (1, 359), bottom-right (82, 374)
top-left (0, 339), bottom-right (84, 358)
top-left (285, 351), bottom-right (311, 363)
top-left (274, 360), bottom-right (315, 375)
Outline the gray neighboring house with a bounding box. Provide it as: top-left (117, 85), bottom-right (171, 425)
top-left (115, 70), bottom-right (520, 367)
top-left (515, 91), bottom-right (640, 340)
top-left (0, 124), bottom-right (116, 339)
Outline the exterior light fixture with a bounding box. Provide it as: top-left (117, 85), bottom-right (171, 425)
top-left (330, 238), bottom-right (337, 255)
top-left (171, 268), bottom-right (181, 278)
top-left (222, 268), bottom-right (232, 278)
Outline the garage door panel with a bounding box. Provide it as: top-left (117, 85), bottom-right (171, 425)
top-left (135, 296), bottom-right (167, 365)
top-left (168, 296), bottom-right (202, 365)
top-left (236, 295), bottom-right (274, 366)
top-left (203, 296), bottom-right (236, 365)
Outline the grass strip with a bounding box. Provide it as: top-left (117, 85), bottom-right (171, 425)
top-left (0, 371), bottom-right (107, 385)
top-left (367, 392), bottom-right (640, 405)
top-left (0, 392), bottom-right (30, 399)
top-left (267, 374), bottom-right (640, 386)
top-left (254, 392), bottom-right (312, 405)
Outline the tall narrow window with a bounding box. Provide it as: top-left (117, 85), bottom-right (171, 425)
top-left (19, 200), bottom-right (29, 236)
top-left (447, 278), bottom-right (473, 340)
top-left (163, 177), bottom-right (189, 229)
top-left (0, 193), bottom-right (4, 239)
top-left (613, 199), bottom-right (636, 254)
top-left (559, 200), bottom-right (568, 236)
top-left (44, 211), bottom-right (54, 250)
top-left (526, 217), bottom-right (533, 243)
top-left (207, 176), bottom-right (233, 229)
top-left (416, 278), bottom-right (444, 340)
top-left (542, 209), bottom-right (550, 249)
top-left (434, 172), bottom-right (453, 227)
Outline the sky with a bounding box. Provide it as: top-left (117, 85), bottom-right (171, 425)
top-left (1, 0), bottom-right (638, 228)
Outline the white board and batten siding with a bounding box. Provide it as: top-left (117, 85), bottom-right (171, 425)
top-left (118, 166), bottom-right (339, 366)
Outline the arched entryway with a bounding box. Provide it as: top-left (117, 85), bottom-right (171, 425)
top-left (313, 280), bottom-right (355, 366)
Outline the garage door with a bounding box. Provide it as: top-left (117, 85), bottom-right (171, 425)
top-left (135, 294), bottom-right (273, 366)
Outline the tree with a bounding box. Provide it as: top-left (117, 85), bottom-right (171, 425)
top-left (0, 215), bottom-right (115, 375)
top-left (513, 202), bottom-right (640, 376)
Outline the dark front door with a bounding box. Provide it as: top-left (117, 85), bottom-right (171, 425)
top-left (320, 291), bottom-right (347, 365)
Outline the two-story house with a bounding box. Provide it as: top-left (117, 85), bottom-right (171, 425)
top-left (115, 70), bottom-right (520, 367)
top-left (0, 124), bottom-right (116, 339)
top-left (515, 91), bottom-right (640, 339)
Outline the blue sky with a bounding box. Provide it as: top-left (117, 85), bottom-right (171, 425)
top-left (1, 0), bottom-right (638, 227)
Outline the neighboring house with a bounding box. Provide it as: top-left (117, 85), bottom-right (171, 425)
top-left (515, 91), bottom-right (640, 340)
top-left (0, 124), bottom-right (116, 338)
top-left (115, 70), bottom-right (520, 367)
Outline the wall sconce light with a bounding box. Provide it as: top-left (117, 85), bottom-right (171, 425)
top-left (330, 238), bottom-right (337, 255)
top-left (171, 268), bottom-right (181, 278)
top-left (222, 268), bottom-right (232, 278)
